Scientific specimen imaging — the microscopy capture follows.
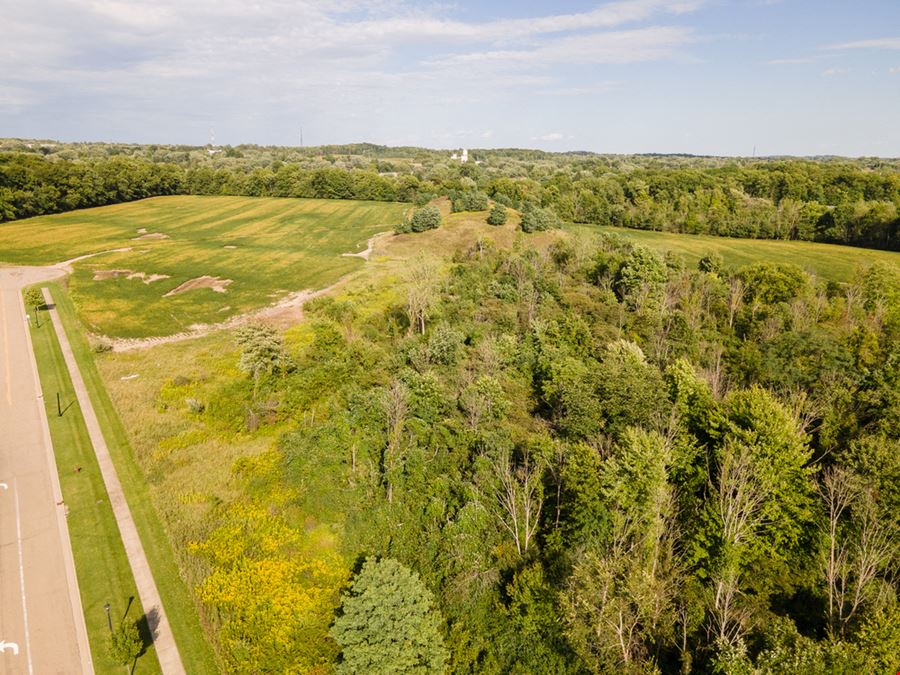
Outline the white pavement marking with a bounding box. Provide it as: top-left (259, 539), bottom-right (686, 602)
top-left (0, 641), bottom-right (20, 656)
top-left (13, 478), bottom-right (34, 674)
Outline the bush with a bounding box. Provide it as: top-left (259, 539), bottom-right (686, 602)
top-left (451, 191), bottom-right (490, 213)
top-left (394, 219), bottom-right (412, 234)
top-left (107, 621), bottom-right (143, 666)
top-left (698, 251), bottom-right (724, 274)
top-left (520, 204), bottom-right (560, 233)
top-left (409, 205), bottom-right (442, 233)
top-left (487, 203), bottom-right (508, 225)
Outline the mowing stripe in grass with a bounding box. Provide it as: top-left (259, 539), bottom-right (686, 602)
top-left (27, 286), bottom-right (162, 675)
top-left (42, 282), bottom-right (220, 675)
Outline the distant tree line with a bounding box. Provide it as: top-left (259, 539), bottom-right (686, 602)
top-left (2, 148), bottom-right (898, 250)
top-left (0, 153), bottom-right (421, 222)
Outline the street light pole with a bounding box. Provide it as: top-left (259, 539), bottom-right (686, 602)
top-left (104, 603), bottom-right (112, 631)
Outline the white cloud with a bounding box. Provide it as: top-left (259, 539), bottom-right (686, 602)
top-left (533, 132), bottom-right (565, 142)
top-left (827, 37), bottom-right (900, 50)
top-left (822, 67), bottom-right (849, 76)
top-left (481, 130), bottom-right (494, 139)
top-left (428, 26), bottom-right (694, 67)
top-left (890, 66), bottom-right (900, 74)
top-left (0, 0), bottom-right (706, 144)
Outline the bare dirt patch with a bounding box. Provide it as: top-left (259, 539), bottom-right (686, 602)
top-left (131, 232), bottom-right (169, 240)
top-left (93, 269), bottom-right (170, 284)
top-left (223, 245), bottom-right (237, 249)
top-left (93, 269), bottom-right (132, 281)
top-left (164, 276), bottom-right (233, 297)
top-left (128, 272), bottom-right (170, 284)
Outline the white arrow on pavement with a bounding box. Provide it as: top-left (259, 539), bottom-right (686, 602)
top-left (0, 640), bottom-right (19, 655)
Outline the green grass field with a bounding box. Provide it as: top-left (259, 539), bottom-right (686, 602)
top-left (27, 286), bottom-right (162, 674)
top-left (0, 196), bottom-right (408, 338)
top-left (40, 283), bottom-right (220, 674)
top-left (567, 223), bottom-right (900, 282)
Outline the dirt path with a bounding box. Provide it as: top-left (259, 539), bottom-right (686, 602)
top-left (43, 287), bottom-right (186, 675)
top-left (341, 231), bottom-right (391, 261)
top-left (0, 266), bottom-right (93, 674)
top-left (106, 281), bottom-right (342, 352)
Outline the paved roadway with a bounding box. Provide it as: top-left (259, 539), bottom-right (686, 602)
top-left (0, 266), bottom-right (93, 674)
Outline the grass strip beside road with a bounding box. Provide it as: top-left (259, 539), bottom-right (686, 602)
top-left (27, 284), bottom-right (162, 674)
top-left (37, 282), bottom-right (220, 674)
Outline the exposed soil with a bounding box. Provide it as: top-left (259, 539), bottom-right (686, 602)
top-left (130, 272), bottom-right (170, 284)
top-left (93, 269), bottom-right (132, 281)
top-left (164, 275), bottom-right (232, 297)
top-left (341, 231), bottom-right (392, 261)
top-left (131, 232), bottom-right (169, 240)
top-left (93, 269), bottom-right (170, 284)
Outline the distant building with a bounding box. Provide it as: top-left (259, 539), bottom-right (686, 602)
top-left (451, 148), bottom-right (469, 163)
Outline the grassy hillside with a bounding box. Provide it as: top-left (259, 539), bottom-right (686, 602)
top-left (0, 196), bottom-right (408, 337)
top-left (568, 223), bottom-right (900, 283)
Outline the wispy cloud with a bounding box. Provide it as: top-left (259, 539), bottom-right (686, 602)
top-left (427, 26), bottom-right (694, 67)
top-left (532, 132), bottom-right (566, 142)
top-left (826, 37), bottom-right (900, 50)
top-left (822, 67), bottom-right (850, 76)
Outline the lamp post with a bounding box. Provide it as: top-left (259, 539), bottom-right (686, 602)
top-left (104, 602), bottom-right (112, 631)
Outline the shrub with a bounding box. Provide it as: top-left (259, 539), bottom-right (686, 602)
top-left (92, 341), bottom-right (113, 353)
top-left (698, 251), bottom-right (724, 274)
top-left (107, 621), bottom-right (143, 666)
top-left (409, 205), bottom-right (442, 233)
top-left (451, 191), bottom-right (490, 213)
top-left (520, 204), bottom-right (560, 233)
top-left (487, 203), bottom-right (508, 225)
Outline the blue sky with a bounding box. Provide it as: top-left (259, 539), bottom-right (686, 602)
top-left (2, 0), bottom-right (899, 155)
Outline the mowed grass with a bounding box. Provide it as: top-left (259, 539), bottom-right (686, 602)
top-left (26, 286), bottom-right (162, 674)
top-left (43, 283), bottom-right (220, 674)
top-left (0, 196), bottom-right (408, 338)
top-left (567, 223), bottom-right (900, 282)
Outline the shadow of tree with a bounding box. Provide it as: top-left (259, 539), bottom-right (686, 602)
top-left (135, 606), bottom-right (159, 659)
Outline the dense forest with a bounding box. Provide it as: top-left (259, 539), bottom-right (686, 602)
top-left (2, 140), bottom-right (898, 250)
top-left (181, 233), bottom-right (899, 673)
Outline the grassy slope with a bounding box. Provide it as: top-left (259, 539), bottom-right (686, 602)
top-left (567, 222), bottom-right (900, 282)
top-left (45, 283), bottom-right (220, 674)
top-left (26, 286), bottom-right (162, 674)
top-left (0, 196), bottom-right (408, 337)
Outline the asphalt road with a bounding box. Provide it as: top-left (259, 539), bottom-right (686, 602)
top-left (0, 266), bottom-right (93, 674)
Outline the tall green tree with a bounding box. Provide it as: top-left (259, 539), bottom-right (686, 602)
top-left (330, 557), bottom-right (449, 674)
